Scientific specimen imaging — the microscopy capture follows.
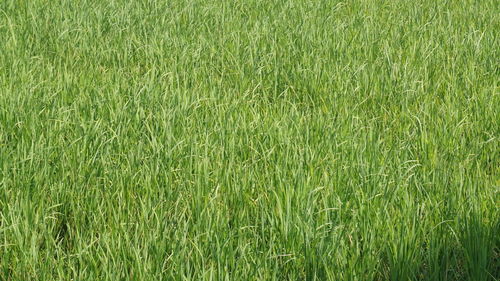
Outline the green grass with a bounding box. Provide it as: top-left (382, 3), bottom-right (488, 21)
top-left (0, 0), bottom-right (499, 280)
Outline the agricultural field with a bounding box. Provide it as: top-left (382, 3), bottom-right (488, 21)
top-left (0, 0), bottom-right (498, 280)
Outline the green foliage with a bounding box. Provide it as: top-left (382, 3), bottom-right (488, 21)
top-left (0, 0), bottom-right (498, 280)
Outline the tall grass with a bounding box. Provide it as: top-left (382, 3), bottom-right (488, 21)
top-left (0, 0), bottom-right (498, 280)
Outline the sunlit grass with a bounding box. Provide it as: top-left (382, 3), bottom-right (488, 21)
top-left (0, 0), bottom-right (498, 280)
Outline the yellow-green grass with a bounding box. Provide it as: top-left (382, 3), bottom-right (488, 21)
top-left (0, 0), bottom-right (498, 280)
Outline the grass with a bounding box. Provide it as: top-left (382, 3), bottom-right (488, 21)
top-left (0, 0), bottom-right (498, 280)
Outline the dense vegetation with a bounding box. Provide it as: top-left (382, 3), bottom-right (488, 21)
top-left (0, 0), bottom-right (498, 280)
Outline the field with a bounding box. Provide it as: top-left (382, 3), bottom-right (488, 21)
top-left (0, 0), bottom-right (499, 280)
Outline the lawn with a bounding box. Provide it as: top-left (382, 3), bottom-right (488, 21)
top-left (0, 0), bottom-right (498, 280)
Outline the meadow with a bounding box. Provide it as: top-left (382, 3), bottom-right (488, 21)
top-left (0, 0), bottom-right (498, 280)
